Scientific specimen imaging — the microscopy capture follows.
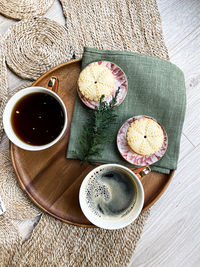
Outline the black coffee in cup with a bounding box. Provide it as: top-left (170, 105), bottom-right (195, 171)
top-left (11, 92), bottom-right (65, 146)
top-left (85, 167), bottom-right (137, 219)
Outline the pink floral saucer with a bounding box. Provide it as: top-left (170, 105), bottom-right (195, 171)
top-left (117, 115), bottom-right (168, 166)
top-left (77, 61), bottom-right (128, 109)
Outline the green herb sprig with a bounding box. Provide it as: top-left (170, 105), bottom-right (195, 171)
top-left (73, 87), bottom-right (120, 163)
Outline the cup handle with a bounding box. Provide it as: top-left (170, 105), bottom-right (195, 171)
top-left (133, 166), bottom-right (151, 179)
top-left (47, 76), bottom-right (59, 93)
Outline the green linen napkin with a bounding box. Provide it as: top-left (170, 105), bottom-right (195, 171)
top-left (67, 47), bottom-right (186, 174)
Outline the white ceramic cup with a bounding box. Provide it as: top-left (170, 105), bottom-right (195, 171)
top-left (79, 164), bottom-right (150, 230)
top-left (3, 86), bottom-right (67, 151)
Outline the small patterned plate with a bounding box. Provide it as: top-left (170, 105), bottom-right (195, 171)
top-left (117, 115), bottom-right (168, 166)
top-left (77, 61), bottom-right (128, 109)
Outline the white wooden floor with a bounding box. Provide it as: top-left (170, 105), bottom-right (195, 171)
top-left (0, 0), bottom-right (200, 266)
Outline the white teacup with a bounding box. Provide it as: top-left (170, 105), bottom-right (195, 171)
top-left (79, 164), bottom-right (150, 230)
top-left (3, 86), bottom-right (67, 151)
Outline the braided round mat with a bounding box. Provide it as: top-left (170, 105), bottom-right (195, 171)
top-left (0, 36), bottom-right (8, 140)
top-left (0, 0), bottom-right (55, 20)
top-left (0, 150), bottom-right (41, 220)
top-left (0, 215), bottom-right (21, 266)
top-left (5, 17), bottom-right (71, 80)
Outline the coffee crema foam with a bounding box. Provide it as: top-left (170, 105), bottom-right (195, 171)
top-left (85, 168), bottom-right (137, 219)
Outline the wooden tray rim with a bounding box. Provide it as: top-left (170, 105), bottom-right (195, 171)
top-left (10, 59), bottom-right (175, 227)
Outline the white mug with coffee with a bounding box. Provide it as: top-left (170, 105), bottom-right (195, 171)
top-left (3, 85), bottom-right (67, 151)
top-left (79, 163), bottom-right (150, 230)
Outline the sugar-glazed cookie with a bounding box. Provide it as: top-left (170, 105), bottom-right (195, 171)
top-left (126, 118), bottom-right (164, 156)
top-left (78, 64), bottom-right (115, 101)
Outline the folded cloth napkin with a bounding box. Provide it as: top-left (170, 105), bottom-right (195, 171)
top-left (67, 47), bottom-right (186, 174)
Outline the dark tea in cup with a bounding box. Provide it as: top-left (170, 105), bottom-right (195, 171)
top-left (11, 92), bottom-right (65, 146)
top-left (3, 86), bottom-right (67, 151)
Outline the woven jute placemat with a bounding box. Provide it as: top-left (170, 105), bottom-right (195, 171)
top-left (0, 0), bottom-right (55, 20)
top-left (60, 0), bottom-right (169, 61)
top-left (0, 0), bottom-right (170, 266)
top-left (10, 212), bottom-right (150, 266)
top-left (5, 17), bottom-right (72, 80)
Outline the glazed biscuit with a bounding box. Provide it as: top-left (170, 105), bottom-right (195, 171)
top-left (126, 118), bottom-right (164, 156)
top-left (78, 64), bottom-right (115, 101)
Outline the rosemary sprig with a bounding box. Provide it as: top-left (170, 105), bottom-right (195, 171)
top-left (73, 87), bottom-right (120, 163)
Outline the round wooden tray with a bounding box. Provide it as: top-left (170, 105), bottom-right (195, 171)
top-left (10, 59), bottom-right (174, 227)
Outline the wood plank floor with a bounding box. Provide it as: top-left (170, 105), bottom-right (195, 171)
top-left (0, 0), bottom-right (200, 266)
top-left (131, 1), bottom-right (200, 266)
